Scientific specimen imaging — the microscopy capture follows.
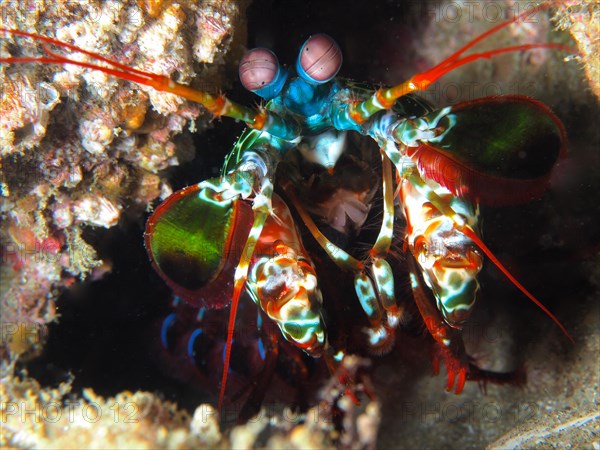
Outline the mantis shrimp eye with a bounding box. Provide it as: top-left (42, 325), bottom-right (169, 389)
top-left (239, 48), bottom-right (287, 99)
top-left (297, 34), bottom-right (342, 84)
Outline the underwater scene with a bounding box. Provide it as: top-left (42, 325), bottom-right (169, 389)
top-left (1, 0), bottom-right (598, 448)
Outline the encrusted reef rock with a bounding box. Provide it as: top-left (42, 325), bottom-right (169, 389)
top-left (0, 0), bottom-right (247, 355)
top-left (553, 0), bottom-right (600, 98)
top-left (1, 362), bottom-right (222, 448)
top-left (0, 356), bottom-right (381, 449)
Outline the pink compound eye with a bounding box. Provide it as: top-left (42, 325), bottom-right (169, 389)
top-left (239, 48), bottom-right (279, 92)
top-left (297, 34), bottom-right (342, 83)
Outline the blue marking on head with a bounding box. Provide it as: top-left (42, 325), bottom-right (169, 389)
top-left (254, 67), bottom-right (288, 100)
top-left (284, 78), bottom-right (331, 118)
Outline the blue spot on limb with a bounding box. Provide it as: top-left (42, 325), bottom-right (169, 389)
top-left (187, 328), bottom-right (203, 359)
top-left (160, 313), bottom-right (177, 349)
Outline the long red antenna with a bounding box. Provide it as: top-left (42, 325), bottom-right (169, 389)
top-left (407, 171), bottom-right (574, 344)
top-left (461, 226), bottom-right (574, 344)
top-left (0, 27), bottom-right (302, 140)
top-left (217, 210), bottom-right (268, 412)
top-left (348, 2), bottom-right (576, 122)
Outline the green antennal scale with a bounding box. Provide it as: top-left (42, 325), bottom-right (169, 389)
top-left (145, 181), bottom-right (253, 308)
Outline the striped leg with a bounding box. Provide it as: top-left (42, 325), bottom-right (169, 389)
top-left (282, 154), bottom-right (403, 355)
top-left (245, 194), bottom-right (327, 358)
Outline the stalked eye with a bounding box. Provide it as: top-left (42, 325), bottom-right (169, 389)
top-left (239, 48), bottom-right (288, 99)
top-left (297, 34), bottom-right (342, 84)
top-left (239, 48), bottom-right (277, 91)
